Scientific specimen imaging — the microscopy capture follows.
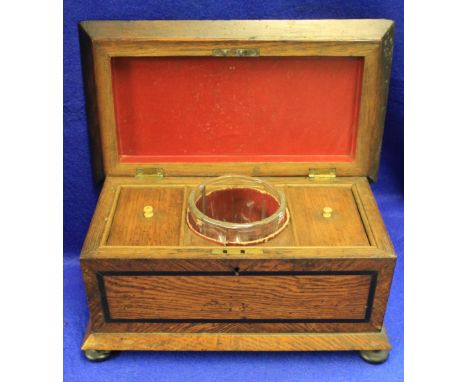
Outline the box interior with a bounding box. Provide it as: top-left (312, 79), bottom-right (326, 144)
top-left (111, 57), bottom-right (364, 164)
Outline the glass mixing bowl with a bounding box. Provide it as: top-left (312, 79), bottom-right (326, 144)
top-left (186, 175), bottom-right (289, 245)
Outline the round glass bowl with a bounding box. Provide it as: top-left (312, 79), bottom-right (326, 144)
top-left (187, 175), bottom-right (289, 245)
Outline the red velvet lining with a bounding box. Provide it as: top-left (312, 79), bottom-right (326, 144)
top-left (111, 57), bottom-right (363, 163)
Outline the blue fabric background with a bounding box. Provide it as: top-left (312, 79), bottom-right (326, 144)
top-left (64, 1), bottom-right (404, 381)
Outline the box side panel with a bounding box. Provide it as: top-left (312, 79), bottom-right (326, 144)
top-left (78, 25), bottom-right (104, 182)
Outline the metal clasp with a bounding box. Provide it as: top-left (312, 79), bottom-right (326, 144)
top-left (212, 48), bottom-right (259, 57)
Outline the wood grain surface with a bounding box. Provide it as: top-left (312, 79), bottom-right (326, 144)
top-left (80, 176), bottom-right (394, 260)
top-left (286, 185), bottom-right (369, 246)
top-left (78, 27), bottom-right (104, 182)
top-left (106, 187), bottom-right (184, 246)
top-left (80, 19), bottom-right (393, 42)
top-left (82, 256), bottom-right (394, 333)
top-left (101, 182), bottom-right (371, 247)
top-left (82, 324), bottom-right (391, 351)
top-left (103, 273), bottom-right (371, 321)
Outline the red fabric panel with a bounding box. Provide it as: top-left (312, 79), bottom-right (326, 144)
top-left (111, 57), bottom-right (363, 163)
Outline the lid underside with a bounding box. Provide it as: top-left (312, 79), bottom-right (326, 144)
top-left (112, 56), bottom-right (363, 164)
top-left (79, 20), bottom-right (393, 179)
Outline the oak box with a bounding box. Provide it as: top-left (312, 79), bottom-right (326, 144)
top-left (78, 19), bottom-right (396, 363)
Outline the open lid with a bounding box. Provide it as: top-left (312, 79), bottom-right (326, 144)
top-left (79, 20), bottom-right (394, 180)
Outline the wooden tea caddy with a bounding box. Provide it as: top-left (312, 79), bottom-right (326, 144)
top-left (78, 20), bottom-right (396, 363)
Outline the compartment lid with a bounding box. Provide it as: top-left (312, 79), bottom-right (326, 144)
top-left (79, 20), bottom-right (394, 180)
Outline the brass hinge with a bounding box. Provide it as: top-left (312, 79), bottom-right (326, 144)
top-left (135, 168), bottom-right (164, 179)
top-left (308, 168), bottom-right (336, 180)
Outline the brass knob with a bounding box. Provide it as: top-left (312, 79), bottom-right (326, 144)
top-left (322, 207), bottom-right (333, 218)
top-left (143, 205), bottom-right (154, 218)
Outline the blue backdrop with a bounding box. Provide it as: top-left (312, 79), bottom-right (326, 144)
top-left (64, 1), bottom-right (404, 381)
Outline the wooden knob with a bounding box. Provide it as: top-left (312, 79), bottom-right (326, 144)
top-left (322, 207), bottom-right (333, 218)
top-left (143, 205), bottom-right (154, 218)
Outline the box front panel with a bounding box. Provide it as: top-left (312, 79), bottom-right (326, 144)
top-left (82, 257), bottom-right (394, 334)
top-left (100, 272), bottom-right (373, 322)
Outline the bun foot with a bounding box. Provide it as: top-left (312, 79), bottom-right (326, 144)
top-left (84, 349), bottom-right (112, 362)
top-left (359, 349), bottom-right (389, 364)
